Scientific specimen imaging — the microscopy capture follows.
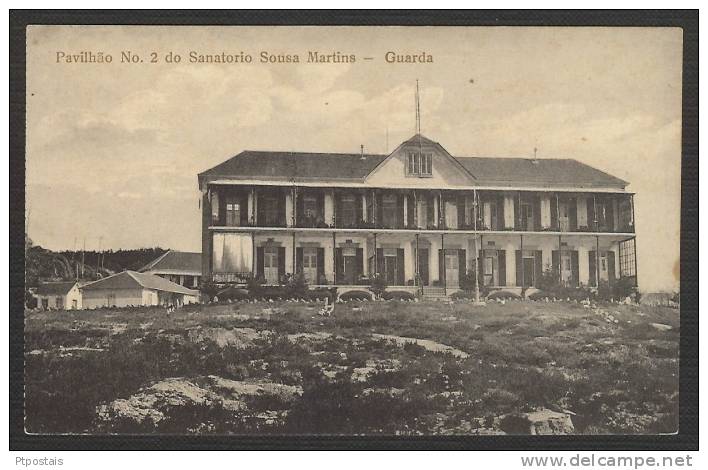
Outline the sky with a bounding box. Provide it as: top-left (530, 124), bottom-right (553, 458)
top-left (26, 26), bottom-right (682, 292)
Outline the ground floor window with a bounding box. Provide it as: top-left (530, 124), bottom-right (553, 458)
top-left (55, 296), bottom-right (63, 309)
top-left (619, 238), bottom-right (636, 279)
top-left (213, 233), bottom-right (253, 274)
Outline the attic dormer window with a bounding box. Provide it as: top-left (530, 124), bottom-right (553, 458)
top-left (407, 152), bottom-right (432, 177)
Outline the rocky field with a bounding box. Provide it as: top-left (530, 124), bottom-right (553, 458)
top-left (24, 299), bottom-right (679, 435)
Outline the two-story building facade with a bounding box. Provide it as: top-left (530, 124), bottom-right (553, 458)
top-left (198, 134), bottom-right (637, 296)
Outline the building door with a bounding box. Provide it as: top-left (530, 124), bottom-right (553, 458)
top-left (302, 247), bottom-right (318, 283)
top-left (599, 252), bottom-right (609, 282)
top-left (72, 299), bottom-right (78, 310)
top-left (523, 255), bottom-right (535, 287)
top-left (225, 198), bottom-right (241, 226)
top-left (41, 298), bottom-right (48, 310)
top-left (520, 201), bottom-right (533, 231)
top-left (417, 248), bottom-right (429, 286)
top-left (384, 255), bottom-right (398, 285)
top-left (445, 250), bottom-right (460, 286)
top-left (560, 252), bottom-right (573, 285)
top-left (342, 255), bottom-right (357, 284)
top-left (264, 247), bottom-right (279, 284)
top-left (484, 253), bottom-right (497, 286)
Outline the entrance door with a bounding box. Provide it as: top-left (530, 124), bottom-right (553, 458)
top-left (264, 247), bottom-right (279, 284)
top-left (523, 256), bottom-right (535, 287)
top-left (484, 253), bottom-right (497, 286)
top-left (599, 252), bottom-right (609, 282)
top-left (384, 256), bottom-right (398, 285)
top-left (560, 252), bottom-right (573, 285)
top-left (445, 250), bottom-right (460, 286)
top-left (302, 248), bottom-right (318, 283)
top-left (417, 248), bottom-right (429, 286)
top-left (342, 255), bottom-right (357, 284)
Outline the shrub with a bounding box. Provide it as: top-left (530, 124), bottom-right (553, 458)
top-left (612, 276), bottom-right (638, 301)
top-left (199, 280), bottom-right (221, 301)
top-left (246, 275), bottom-right (265, 297)
top-left (487, 290), bottom-right (521, 301)
top-left (369, 273), bottom-right (388, 299)
top-left (458, 270), bottom-right (478, 293)
top-left (281, 272), bottom-right (309, 298)
top-left (215, 286), bottom-right (250, 301)
top-left (536, 267), bottom-right (561, 292)
top-left (306, 287), bottom-right (337, 302)
top-left (382, 290), bottom-right (415, 301)
top-left (339, 290), bottom-right (373, 301)
top-left (527, 290), bottom-right (554, 301)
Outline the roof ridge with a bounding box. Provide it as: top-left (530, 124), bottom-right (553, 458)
top-left (138, 249), bottom-right (172, 272)
top-left (80, 270), bottom-right (128, 289)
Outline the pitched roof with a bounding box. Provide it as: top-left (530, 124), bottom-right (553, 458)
top-left (35, 281), bottom-right (77, 296)
top-left (81, 271), bottom-right (199, 296)
top-left (198, 135), bottom-right (628, 189)
top-left (199, 150), bottom-right (387, 183)
top-left (456, 157), bottom-right (628, 189)
top-left (139, 250), bottom-right (202, 275)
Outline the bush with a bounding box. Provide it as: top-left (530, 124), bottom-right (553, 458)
top-left (199, 280), bottom-right (221, 301)
top-left (536, 267), bottom-right (561, 292)
top-left (612, 276), bottom-right (638, 301)
top-left (305, 287), bottom-right (337, 302)
top-left (246, 275), bottom-right (265, 297)
top-left (339, 290), bottom-right (373, 302)
top-left (487, 290), bottom-right (521, 301)
top-left (527, 290), bottom-right (553, 301)
top-left (459, 270), bottom-right (478, 293)
top-left (382, 290), bottom-right (415, 301)
top-left (369, 273), bottom-right (387, 299)
top-left (281, 272), bottom-right (309, 298)
top-left (215, 286), bottom-right (250, 301)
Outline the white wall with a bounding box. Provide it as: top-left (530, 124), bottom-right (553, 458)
top-left (82, 288), bottom-right (147, 309)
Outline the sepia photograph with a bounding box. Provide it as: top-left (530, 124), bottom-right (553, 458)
top-left (17, 20), bottom-right (689, 442)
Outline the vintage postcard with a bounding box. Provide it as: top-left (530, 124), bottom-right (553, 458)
top-left (23, 24), bottom-right (682, 437)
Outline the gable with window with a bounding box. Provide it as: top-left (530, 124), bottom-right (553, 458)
top-left (406, 152), bottom-right (433, 177)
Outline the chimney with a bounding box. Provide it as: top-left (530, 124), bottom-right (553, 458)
top-left (360, 144), bottom-right (365, 159)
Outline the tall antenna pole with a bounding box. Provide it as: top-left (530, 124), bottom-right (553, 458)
top-left (81, 238), bottom-right (86, 279)
top-left (97, 236), bottom-right (103, 275)
top-left (415, 79), bottom-right (421, 135)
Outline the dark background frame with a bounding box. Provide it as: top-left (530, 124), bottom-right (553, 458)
top-left (9, 9), bottom-right (698, 450)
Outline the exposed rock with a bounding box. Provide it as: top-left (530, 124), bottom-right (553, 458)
top-left (351, 358), bottom-right (402, 382)
top-left (187, 327), bottom-right (271, 348)
top-left (650, 323), bottom-right (672, 331)
top-left (96, 376), bottom-right (303, 430)
top-left (372, 333), bottom-right (469, 359)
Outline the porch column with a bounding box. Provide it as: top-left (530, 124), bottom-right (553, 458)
top-left (556, 194), bottom-right (561, 231)
top-left (593, 194), bottom-right (598, 232)
top-left (332, 232), bottom-right (337, 284)
top-left (253, 187), bottom-right (259, 225)
top-left (403, 192), bottom-right (408, 228)
top-left (558, 234), bottom-right (563, 284)
top-left (247, 189), bottom-right (255, 225)
top-left (285, 189), bottom-right (294, 228)
top-left (373, 233), bottom-right (378, 274)
top-left (362, 192), bottom-right (367, 222)
top-left (520, 234), bottom-right (524, 288)
top-left (578, 244), bottom-right (589, 286)
top-left (595, 235), bottom-right (600, 287)
top-left (415, 233), bottom-right (420, 287)
top-left (404, 239), bottom-right (415, 283)
top-left (292, 232), bottom-right (296, 274)
top-left (433, 195), bottom-right (440, 228)
top-left (413, 191), bottom-right (419, 228)
top-left (441, 233), bottom-right (446, 292)
top-left (251, 232), bottom-right (256, 275)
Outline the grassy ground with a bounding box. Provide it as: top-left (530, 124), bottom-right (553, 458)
top-left (24, 299), bottom-right (679, 435)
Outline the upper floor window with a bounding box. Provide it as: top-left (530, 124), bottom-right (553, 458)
top-left (339, 194), bottom-right (357, 227)
top-left (225, 197), bottom-right (241, 226)
top-left (407, 152), bottom-right (432, 176)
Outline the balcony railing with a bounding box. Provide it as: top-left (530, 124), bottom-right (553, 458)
top-left (208, 187), bottom-right (635, 234)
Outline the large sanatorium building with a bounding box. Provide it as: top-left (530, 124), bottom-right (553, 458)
top-left (198, 134), bottom-right (637, 297)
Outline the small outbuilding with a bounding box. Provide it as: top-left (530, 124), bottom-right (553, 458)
top-left (139, 250), bottom-right (202, 288)
top-left (34, 281), bottom-right (82, 310)
top-left (81, 271), bottom-right (200, 309)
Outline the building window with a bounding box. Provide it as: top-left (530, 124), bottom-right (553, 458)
top-left (226, 198), bottom-right (241, 226)
top-left (619, 238), bottom-right (636, 278)
top-left (406, 152), bottom-right (432, 176)
top-left (303, 195), bottom-right (318, 218)
top-left (55, 297), bottom-right (63, 309)
top-left (338, 194), bottom-right (357, 227)
top-left (260, 194), bottom-right (281, 226)
top-left (382, 194), bottom-right (399, 228)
